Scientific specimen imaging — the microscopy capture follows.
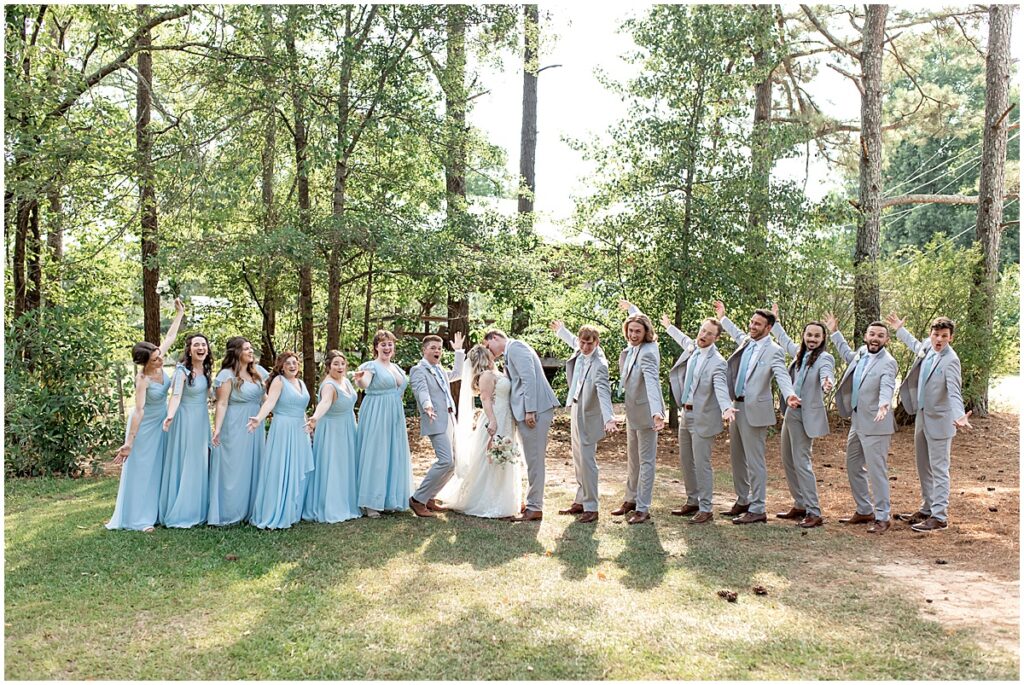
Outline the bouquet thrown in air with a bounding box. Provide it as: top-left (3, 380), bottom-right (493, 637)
top-left (487, 435), bottom-right (521, 466)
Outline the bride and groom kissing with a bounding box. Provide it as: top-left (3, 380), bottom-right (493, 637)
top-left (406, 329), bottom-right (566, 522)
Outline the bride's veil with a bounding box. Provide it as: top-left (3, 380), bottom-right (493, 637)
top-left (453, 354), bottom-right (477, 479)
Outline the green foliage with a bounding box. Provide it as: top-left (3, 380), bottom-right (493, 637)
top-left (5, 304), bottom-right (124, 477)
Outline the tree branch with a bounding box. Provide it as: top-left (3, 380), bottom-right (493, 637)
top-left (826, 62), bottom-right (864, 95)
top-left (800, 5), bottom-right (860, 59)
top-left (850, 192), bottom-right (1021, 209)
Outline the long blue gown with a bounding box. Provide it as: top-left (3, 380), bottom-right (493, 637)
top-left (107, 371), bottom-right (171, 530)
top-left (303, 378), bottom-right (362, 523)
top-left (208, 365), bottom-right (269, 526)
top-left (158, 365), bottom-right (212, 528)
top-left (249, 377), bottom-right (314, 530)
top-left (355, 360), bottom-right (412, 512)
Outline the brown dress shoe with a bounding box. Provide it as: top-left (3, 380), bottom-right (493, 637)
top-left (897, 510), bottom-right (929, 524)
top-left (671, 504), bottom-right (700, 517)
top-left (797, 515), bottom-right (824, 528)
top-left (721, 502), bottom-right (750, 517)
top-left (425, 498), bottom-right (448, 512)
top-left (577, 511), bottom-right (599, 524)
top-left (732, 511), bottom-right (768, 525)
top-left (775, 507), bottom-right (807, 520)
top-left (689, 511), bottom-right (714, 525)
top-left (838, 511), bottom-right (875, 524)
top-left (626, 510), bottom-right (650, 525)
top-left (512, 509), bottom-right (543, 522)
top-left (559, 503), bottom-right (585, 515)
top-left (611, 501), bottom-right (637, 516)
top-left (867, 519), bottom-right (891, 534)
top-left (911, 517), bottom-right (948, 532)
top-left (408, 497), bottom-right (436, 518)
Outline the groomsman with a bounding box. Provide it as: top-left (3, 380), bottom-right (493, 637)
top-left (614, 302), bottom-right (665, 525)
top-left (550, 321), bottom-right (618, 524)
top-left (825, 314), bottom-right (898, 534)
top-left (408, 332), bottom-right (465, 518)
top-left (886, 313), bottom-right (973, 532)
top-left (716, 301), bottom-right (800, 524)
top-left (482, 330), bottom-right (560, 522)
top-left (770, 304), bottom-right (835, 529)
top-left (659, 311), bottom-right (737, 524)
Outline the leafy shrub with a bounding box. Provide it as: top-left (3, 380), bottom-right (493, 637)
top-left (5, 304), bottom-right (124, 477)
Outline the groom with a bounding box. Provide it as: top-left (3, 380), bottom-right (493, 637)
top-left (483, 329), bottom-right (560, 522)
top-left (408, 331), bottom-right (465, 518)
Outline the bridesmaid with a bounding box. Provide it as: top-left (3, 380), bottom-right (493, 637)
top-left (208, 337), bottom-right (270, 526)
top-left (107, 298), bottom-right (186, 531)
top-left (159, 333), bottom-right (213, 528)
top-left (303, 350), bottom-right (362, 523)
top-left (247, 351), bottom-right (315, 530)
top-left (354, 330), bottom-right (412, 518)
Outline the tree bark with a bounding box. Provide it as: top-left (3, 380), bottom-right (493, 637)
top-left (445, 5), bottom-right (470, 342)
top-left (511, 4), bottom-right (540, 336)
top-left (285, 8), bottom-right (316, 398)
top-left (966, 4), bottom-right (1013, 416)
top-left (746, 3), bottom-right (774, 304)
top-left (136, 5), bottom-right (161, 346)
top-left (25, 200), bottom-right (42, 314)
top-left (258, 5), bottom-right (277, 369)
top-left (853, 5), bottom-right (888, 340)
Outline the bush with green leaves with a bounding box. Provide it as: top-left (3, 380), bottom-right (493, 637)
top-left (5, 304), bottom-right (124, 477)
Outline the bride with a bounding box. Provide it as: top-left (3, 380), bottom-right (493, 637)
top-left (435, 344), bottom-right (523, 518)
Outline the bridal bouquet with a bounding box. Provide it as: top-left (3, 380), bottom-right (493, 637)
top-left (487, 435), bottom-right (521, 466)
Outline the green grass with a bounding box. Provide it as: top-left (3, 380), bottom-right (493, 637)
top-left (5, 474), bottom-right (1018, 680)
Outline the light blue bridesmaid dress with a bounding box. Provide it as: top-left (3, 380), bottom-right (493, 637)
top-left (303, 378), bottom-right (362, 523)
top-left (107, 371), bottom-right (171, 530)
top-left (249, 377), bottom-right (314, 530)
top-left (355, 360), bottom-right (412, 512)
top-left (208, 365), bottom-right (269, 526)
top-left (158, 365), bottom-right (212, 528)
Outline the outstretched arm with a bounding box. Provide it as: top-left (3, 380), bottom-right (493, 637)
top-left (409, 365), bottom-right (435, 420)
top-left (305, 382), bottom-right (337, 434)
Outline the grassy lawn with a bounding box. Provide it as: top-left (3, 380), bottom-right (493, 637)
top-left (5, 472), bottom-right (1018, 680)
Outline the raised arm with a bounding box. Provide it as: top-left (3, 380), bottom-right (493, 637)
top-left (447, 332), bottom-right (466, 380)
top-left (551, 320), bottom-right (579, 350)
top-left (885, 312), bottom-right (923, 353)
top-left (115, 374), bottom-right (150, 462)
top-left (305, 382), bottom-right (337, 434)
top-left (771, 321), bottom-right (798, 358)
top-left (660, 313), bottom-right (692, 350)
top-left (714, 301), bottom-right (745, 345)
top-left (162, 368), bottom-right (186, 431)
top-left (247, 377), bottom-right (284, 431)
top-left (158, 298), bottom-right (186, 357)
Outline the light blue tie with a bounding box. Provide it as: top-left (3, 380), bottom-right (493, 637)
top-left (735, 343), bottom-right (755, 397)
top-left (681, 352), bottom-right (700, 405)
top-left (851, 354), bottom-right (869, 410)
top-left (917, 351), bottom-right (935, 409)
top-left (795, 359), bottom-right (809, 396)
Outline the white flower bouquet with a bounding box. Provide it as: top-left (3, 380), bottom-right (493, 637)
top-left (487, 434), bottom-right (521, 466)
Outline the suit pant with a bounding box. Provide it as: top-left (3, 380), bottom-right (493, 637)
top-left (779, 409), bottom-right (822, 517)
top-left (914, 415), bottom-right (952, 522)
top-left (517, 408), bottom-right (554, 512)
top-left (625, 420), bottom-right (658, 513)
top-left (412, 422), bottom-right (456, 504)
top-left (679, 415), bottom-right (714, 512)
top-left (570, 407), bottom-right (600, 512)
top-left (728, 408), bottom-right (769, 514)
top-left (845, 426), bottom-right (892, 521)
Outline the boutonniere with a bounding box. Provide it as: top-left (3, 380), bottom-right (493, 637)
top-left (686, 344), bottom-right (695, 353)
top-left (917, 348), bottom-right (927, 359)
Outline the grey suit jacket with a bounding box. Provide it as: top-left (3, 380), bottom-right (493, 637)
top-left (663, 326), bottom-right (732, 438)
top-left (771, 322), bottom-right (836, 439)
top-left (831, 331), bottom-right (897, 436)
top-left (618, 341), bottom-right (665, 429)
top-left (557, 328), bottom-right (615, 445)
top-left (409, 350), bottom-right (466, 437)
top-left (504, 338), bottom-right (560, 422)
top-left (721, 316), bottom-right (795, 428)
top-left (895, 327), bottom-right (964, 440)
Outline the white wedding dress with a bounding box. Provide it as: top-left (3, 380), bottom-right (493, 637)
top-left (436, 373), bottom-right (523, 518)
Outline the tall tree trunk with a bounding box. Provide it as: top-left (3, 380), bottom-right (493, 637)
top-left (136, 5), bottom-right (160, 345)
top-left (746, 4), bottom-right (774, 304)
top-left (285, 8), bottom-right (316, 398)
top-left (327, 7), bottom-right (354, 354)
top-left (445, 5), bottom-right (470, 343)
top-left (26, 197), bottom-right (41, 313)
top-left (258, 5), bottom-right (277, 369)
top-left (853, 5), bottom-right (887, 340)
top-left (511, 4), bottom-right (540, 335)
top-left (362, 253), bottom-right (375, 359)
top-left (13, 198), bottom-right (32, 319)
top-left (966, 4), bottom-right (1013, 416)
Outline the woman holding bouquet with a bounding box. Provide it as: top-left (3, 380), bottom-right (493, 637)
top-left (435, 344), bottom-right (523, 518)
